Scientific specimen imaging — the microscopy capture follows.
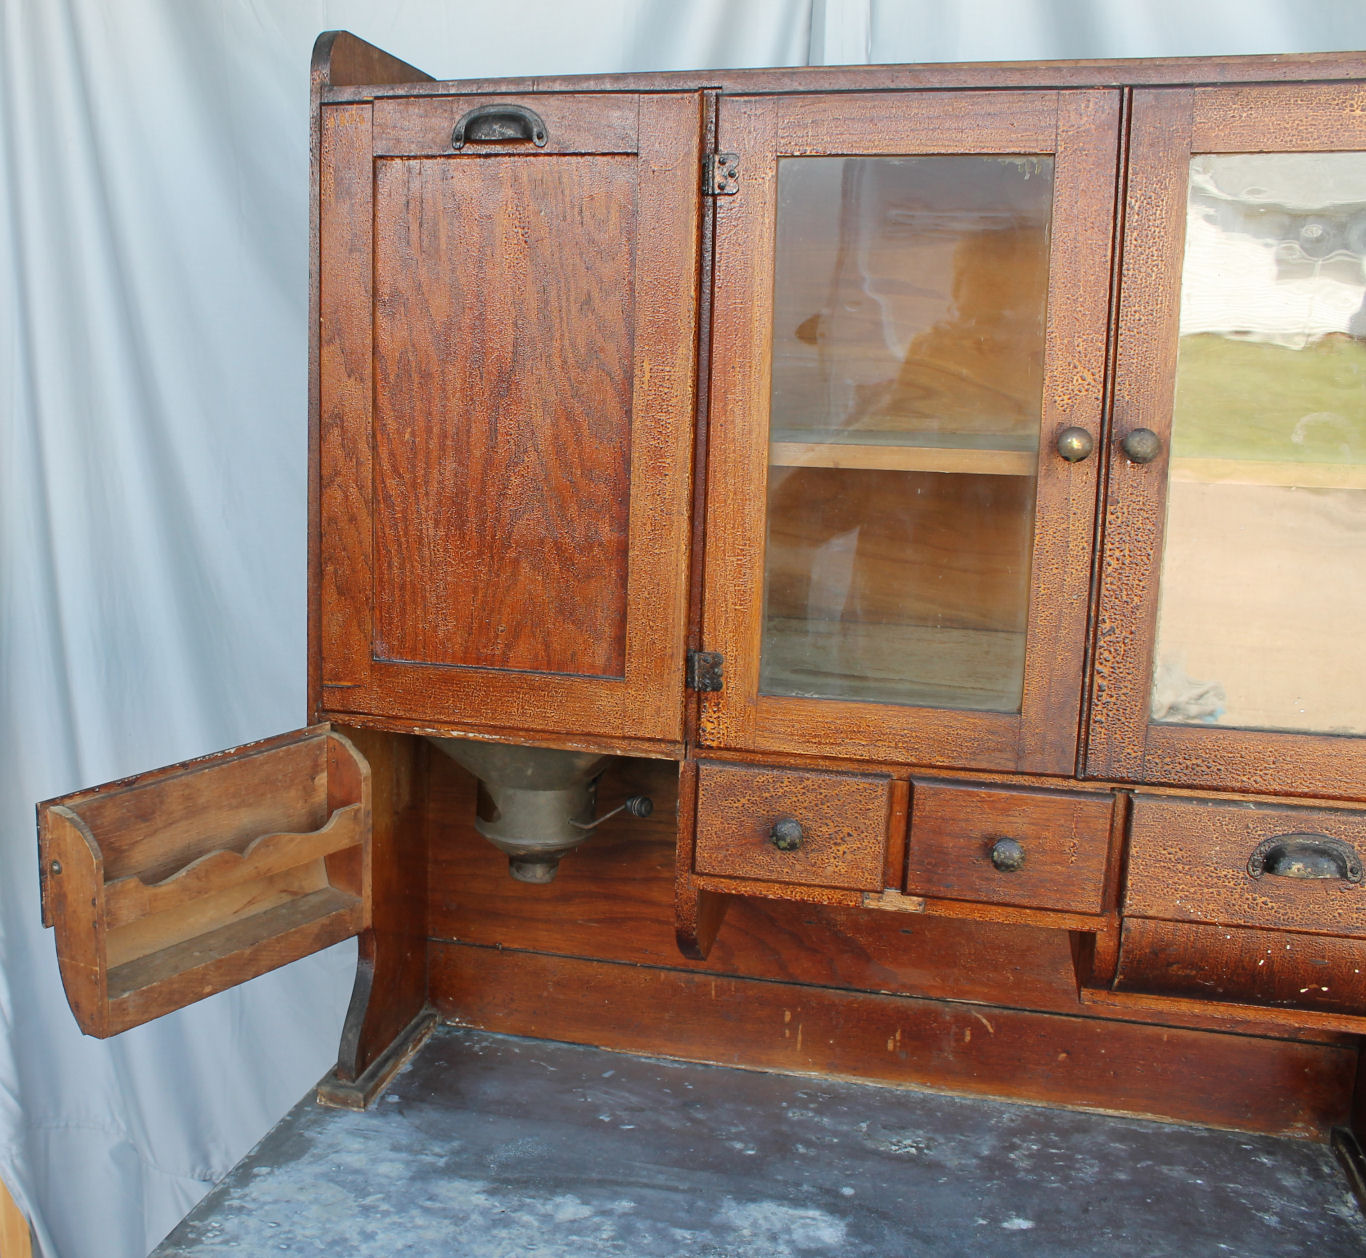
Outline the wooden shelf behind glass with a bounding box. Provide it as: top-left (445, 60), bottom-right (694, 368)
top-left (769, 427), bottom-right (1036, 476)
top-left (1169, 457), bottom-right (1366, 491)
top-left (760, 617), bottom-right (1025, 712)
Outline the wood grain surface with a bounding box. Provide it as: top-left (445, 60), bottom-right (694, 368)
top-left (371, 152), bottom-right (634, 677)
top-left (316, 92), bottom-right (702, 745)
top-left (319, 51), bottom-right (1366, 103)
top-left (700, 88), bottom-right (1118, 773)
top-left (1124, 794), bottom-right (1366, 936)
top-left (373, 94), bottom-right (638, 157)
top-left (316, 102), bottom-right (376, 692)
top-left (693, 762), bottom-right (892, 891)
top-left (905, 780), bottom-right (1114, 914)
top-left (37, 728), bottom-right (370, 1039)
top-left (1114, 918), bottom-right (1366, 1021)
top-left (332, 728), bottom-right (431, 1084)
top-left (429, 942), bottom-right (1353, 1138)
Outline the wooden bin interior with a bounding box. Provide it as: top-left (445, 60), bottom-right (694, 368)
top-left (39, 727), bottom-right (369, 1037)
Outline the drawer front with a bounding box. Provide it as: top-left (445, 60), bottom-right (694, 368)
top-left (1125, 795), bottom-right (1366, 938)
top-left (693, 763), bottom-right (891, 891)
top-left (1114, 919), bottom-right (1366, 1019)
top-left (905, 780), bottom-right (1113, 913)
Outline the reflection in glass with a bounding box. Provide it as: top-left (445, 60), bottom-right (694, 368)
top-left (1154, 153), bottom-right (1366, 734)
top-left (759, 156), bottom-right (1053, 710)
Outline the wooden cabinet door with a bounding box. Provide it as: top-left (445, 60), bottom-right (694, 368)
top-left (315, 93), bottom-right (702, 749)
top-left (1088, 85), bottom-right (1366, 798)
top-left (38, 726), bottom-right (369, 1037)
top-left (700, 90), bottom-right (1119, 773)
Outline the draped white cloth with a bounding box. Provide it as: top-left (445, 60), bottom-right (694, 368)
top-left (3, 3), bottom-right (1362, 1255)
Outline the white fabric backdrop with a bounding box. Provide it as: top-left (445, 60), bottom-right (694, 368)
top-left (4, 3), bottom-right (1366, 1256)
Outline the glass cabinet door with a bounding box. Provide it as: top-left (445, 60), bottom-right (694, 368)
top-left (702, 91), bottom-right (1120, 772)
top-left (1090, 85), bottom-right (1366, 795)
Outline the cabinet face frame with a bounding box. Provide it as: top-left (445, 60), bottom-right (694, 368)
top-left (311, 92), bottom-right (704, 750)
top-left (699, 90), bottom-right (1121, 774)
top-left (1088, 85), bottom-right (1366, 799)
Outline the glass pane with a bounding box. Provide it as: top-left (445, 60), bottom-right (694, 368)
top-left (1154, 153), bottom-right (1366, 734)
top-left (760, 155), bottom-right (1053, 710)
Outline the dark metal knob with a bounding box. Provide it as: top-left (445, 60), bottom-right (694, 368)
top-left (1121, 428), bottom-right (1163, 464)
top-left (770, 817), bottom-right (804, 852)
top-left (989, 837), bottom-right (1026, 873)
top-left (1056, 426), bottom-right (1094, 462)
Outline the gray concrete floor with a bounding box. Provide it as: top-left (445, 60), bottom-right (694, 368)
top-left (154, 1026), bottom-right (1366, 1257)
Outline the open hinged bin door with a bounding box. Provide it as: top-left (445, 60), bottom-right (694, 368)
top-left (37, 725), bottom-right (370, 1038)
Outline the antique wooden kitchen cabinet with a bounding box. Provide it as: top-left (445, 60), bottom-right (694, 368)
top-left (36, 31), bottom-right (1366, 1181)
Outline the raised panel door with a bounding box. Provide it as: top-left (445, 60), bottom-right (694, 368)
top-left (314, 93), bottom-right (702, 749)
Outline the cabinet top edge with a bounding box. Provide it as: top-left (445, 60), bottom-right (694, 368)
top-left (317, 46), bottom-right (1366, 104)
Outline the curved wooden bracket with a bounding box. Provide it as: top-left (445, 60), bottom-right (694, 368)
top-left (312, 30), bottom-right (433, 94)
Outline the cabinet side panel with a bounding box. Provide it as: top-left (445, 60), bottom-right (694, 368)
top-left (318, 104), bottom-right (377, 690)
top-left (371, 155), bottom-right (635, 679)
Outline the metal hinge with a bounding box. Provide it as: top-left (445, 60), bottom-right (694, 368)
top-left (704, 153), bottom-right (740, 195)
top-left (686, 650), bottom-right (724, 692)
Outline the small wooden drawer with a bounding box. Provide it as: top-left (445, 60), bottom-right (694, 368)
top-left (1124, 795), bottom-right (1366, 938)
top-left (904, 780), bottom-right (1113, 914)
top-left (38, 725), bottom-right (370, 1038)
top-left (1113, 919), bottom-right (1366, 1020)
top-left (693, 762), bottom-right (891, 891)
top-left (1117, 794), bottom-right (1366, 1018)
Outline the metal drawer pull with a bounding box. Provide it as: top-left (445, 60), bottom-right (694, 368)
top-left (989, 837), bottom-right (1026, 873)
top-left (1247, 833), bottom-right (1362, 882)
top-left (769, 817), bottom-right (804, 852)
top-left (451, 104), bottom-right (549, 150)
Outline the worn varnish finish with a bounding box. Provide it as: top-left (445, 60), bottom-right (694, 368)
top-left (319, 51), bottom-right (1366, 103)
top-left (905, 780), bottom-right (1114, 915)
top-left (699, 89), bottom-right (1118, 773)
top-left (429, 945), bottom-right (1353, 1139)
top-left (36, 35), bottom-right (1366, 1180)
top-left (1125, 795), bottom-right (1366, 937)
top-left (693, 762), bottom-right (891, 891)
top-left (421, 754), bottom-right (1357, 1135)
top-left (329, 727), bottom-right (430, 1090)
top-left (1088, 86), bottom-right (1366, 798)
top-left (1114, 920), bottom-right (1366, 1024)
top-left (316, 92), bottom-right (702, 748)
top-left (371, 151), bottom-right (634, 677)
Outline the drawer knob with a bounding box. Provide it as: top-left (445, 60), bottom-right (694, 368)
top-left (1120, 427), bottom-right (1163, 464)
top-left (989, 837), bottom-right (1026, 873)
top-left (1247, 833), bottom-right (1363, 883)
top-left (1056, 426), bottom-right (1095, 462)
top-left (769, 817), bottom-right (805, 852)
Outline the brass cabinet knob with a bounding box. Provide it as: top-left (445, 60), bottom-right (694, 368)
top-left (1056, 426), bottom-right (1095, 462)
top-left (770, 817), bottom-right (805, 852)
top-left (1120, 427), bottom-right (1163, 464)
top-left (989, 837), bottom-right (1026, 873)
